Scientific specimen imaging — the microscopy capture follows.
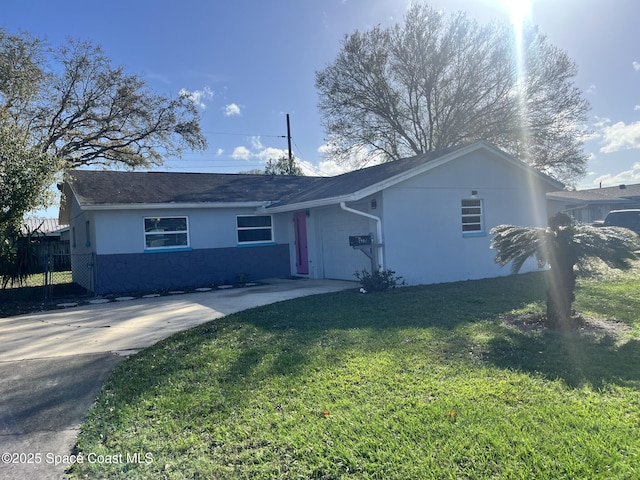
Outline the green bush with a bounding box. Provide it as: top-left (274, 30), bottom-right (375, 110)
top-left (354, 268), bottom-right (405, 292)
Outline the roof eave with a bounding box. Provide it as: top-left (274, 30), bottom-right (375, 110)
top-left (268, 141), bottom-right (563, 212)
top-left (263, 195), bottom-right (358, 213)
top-left (79, 201), bottom-right (266, 211)
top-left (546, 195), bottom-right (630, 204)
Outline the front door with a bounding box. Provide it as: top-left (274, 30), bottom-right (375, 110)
top-left (293, 211), bottom-right (309, 274)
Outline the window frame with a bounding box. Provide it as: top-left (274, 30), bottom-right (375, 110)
top-left (461, 198), bottom-right (485, 237)
top-left (236, 215), bottom-right (274, 245)
top-left (143, 216), bottom-right (190, 251)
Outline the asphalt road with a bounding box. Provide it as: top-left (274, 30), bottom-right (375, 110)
top-left (0, 353), bottom-right (124, 480)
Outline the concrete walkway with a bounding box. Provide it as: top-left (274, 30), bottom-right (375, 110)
top-left (0, 278), bottom-right (355, 480)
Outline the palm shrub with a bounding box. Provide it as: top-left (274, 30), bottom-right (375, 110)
top-left (491, 212), bottom-right (639, 327)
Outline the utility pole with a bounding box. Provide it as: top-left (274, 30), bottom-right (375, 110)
top-left (286, 113), bottom-right (293, 173)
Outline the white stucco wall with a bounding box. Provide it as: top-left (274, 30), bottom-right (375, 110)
top-left (66, 194), bottom-right (96, 291)
top-left (381, 150), bottom-right (551, 285)
top-left (87, 207), bottom-right (282, 255)
top-left (67, 194), bottom-right (94, 255)
top-left (302, 204), bottom-right (378, 280)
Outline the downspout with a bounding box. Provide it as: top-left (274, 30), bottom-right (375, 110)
top-left (339, 201), bottom-right (384, 270)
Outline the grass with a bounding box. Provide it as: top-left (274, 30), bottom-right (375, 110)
top-left (68, 269), bottom-right (640, 479)
top-left (575, 264), bottom-right (640, 334)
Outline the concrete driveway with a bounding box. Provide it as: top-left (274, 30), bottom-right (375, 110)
top-left (0, 278), bottom-right (354, 480)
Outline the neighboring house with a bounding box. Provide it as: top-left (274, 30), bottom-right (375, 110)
top-left (21, 218), bottom-right (70, 262)
top-left (22, 218), bottom-right (69, 241)
top-left (547, 183), bottom-right (640, 224)
top-left (59, 141), bottom-right (563, 295)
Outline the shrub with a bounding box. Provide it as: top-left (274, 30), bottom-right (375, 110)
top-left (354, 268), bottom-right (405, 292)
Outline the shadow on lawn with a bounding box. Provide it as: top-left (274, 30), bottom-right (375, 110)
top-left (103, 274), bottom-right (550, 403)
top-left (484, 325), bottom-right (640, 389)
top-left (214, 273), bottom-right (550, 377)
top-left (99, 271), bottom-right (640, 425)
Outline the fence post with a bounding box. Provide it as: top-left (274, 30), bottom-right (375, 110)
top-left (42, 253), bottom-right (53, 302)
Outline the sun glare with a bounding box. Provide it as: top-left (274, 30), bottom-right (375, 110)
top-left (505, 0), bottom-right (532, 30)
top-left (504, 0), bottom-right (543, 226)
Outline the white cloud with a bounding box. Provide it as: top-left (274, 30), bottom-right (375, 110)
top-left (232, 144), bottom-right (291, 165)
top-left (316, 159), bottom-right (350, 176)
top-left (634, 61), bottom-right (640, 71)
top-left (216, 148), bottom-right (224, 156)
top-left (251, 136), bottom-right (264, 150)
top-left (231, 146), bottom-right (252, 160)
top-left (600, 121), bottom-right (640, 153)
top-left (586, 84), bottom-right (597, 94)
top-left (592, 116), bottom-right (611, 129)
top-left (179, 86), bottom-right (214, 109)
top-left (227, 137), bottom-right (333, 176)
top-left (316, 138), bottom-right (382, 171)
top-left (224, 103), bottom-right (241, 116)
top-left (296, 158), bottom-right (321, 176)
top-left (635, 105), bottom-right (640, 111)
top-left (256, 146), bottom-right (287, 162)
top-left (594, 163), bottom-right (640, 187)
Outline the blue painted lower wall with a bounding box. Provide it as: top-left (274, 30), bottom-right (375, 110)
top-left (94, 244), bottom-right (291, 294)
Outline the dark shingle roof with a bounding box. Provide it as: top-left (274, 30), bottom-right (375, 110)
top-left (67, 142), bottom-right (560, 210)
top-left (548, 183), bottom-right (640, 203)
top-left (66, 147), bottom-right (462, 208)
top-left (67, 170), bottom-right (324, 206)
top-left (272, 146), bottom-right (462, 207)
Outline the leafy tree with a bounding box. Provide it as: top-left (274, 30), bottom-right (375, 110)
top-left (316, 4), bottom-right (589, 184)
top-left (0, 121), bottom-right (60, 232)
top-left (264, 155), bottom-right (304, 175)
top-left (1, 29), bottom-right (207, 170)
top-left (0, 119), bottom-right (60, 287)
top-left (0, 29), bottom-right (207, 279)
top-left (491, 213), bottom-right (639, 327)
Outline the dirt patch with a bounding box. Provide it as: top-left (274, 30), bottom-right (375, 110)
top-left (502, 312), bottom-right (632, 336)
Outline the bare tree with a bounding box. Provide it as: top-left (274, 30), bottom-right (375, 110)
top-left (1, 31), bottom-right (207, 170)
top-left (0, 30), bottom-right (208, 269)
top-left (316, 4), bottom-right (589, 184)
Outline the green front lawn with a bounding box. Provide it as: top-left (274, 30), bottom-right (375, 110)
top-left (69, 270), bottom-right (640, 479)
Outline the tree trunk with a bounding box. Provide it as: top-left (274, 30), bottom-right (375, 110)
top-left (546, 231), bottom-right (576, 328)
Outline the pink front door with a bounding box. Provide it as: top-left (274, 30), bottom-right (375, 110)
top-left (293, 211), bottom-right (309, 274)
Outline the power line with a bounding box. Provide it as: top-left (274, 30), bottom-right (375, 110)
top-left (201, 130), bottom-right (286, 138)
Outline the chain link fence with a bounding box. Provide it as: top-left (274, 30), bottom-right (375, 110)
top-left (42, 251), bottom-right (96, 302)
top-left (0, 243), bottom-right (97, 316)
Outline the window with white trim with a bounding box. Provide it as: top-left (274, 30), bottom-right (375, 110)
top-left (144, 217), bottom-right (189, 249)
top-left (237, 215), bottom-right (273, 244)
top-left (461, 199), bottom-right (484, 234)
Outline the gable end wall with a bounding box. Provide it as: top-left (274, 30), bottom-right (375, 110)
top-left (381, 150), bottom-right (549, 285)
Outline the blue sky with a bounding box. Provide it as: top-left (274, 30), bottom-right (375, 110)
top-left (3, 0), bottom-right (640, 193)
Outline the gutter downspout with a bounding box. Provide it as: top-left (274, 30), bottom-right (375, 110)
top-left (340, 201), bottom-right (384, 270)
